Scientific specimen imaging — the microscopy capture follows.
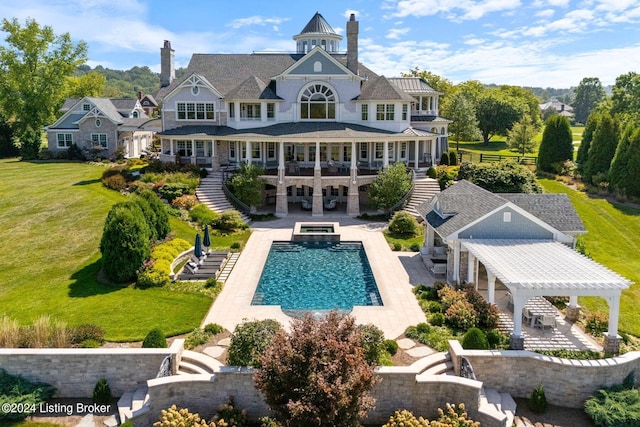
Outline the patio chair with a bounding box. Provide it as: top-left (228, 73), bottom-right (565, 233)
top-left (323, 197), bottom-right (337, 210)
top-left (534, 315), bottom-right (556, 331)
top-left (522, 307), bottom-right (533, 325)
top-left (301, 198), bottom-right (312, 210)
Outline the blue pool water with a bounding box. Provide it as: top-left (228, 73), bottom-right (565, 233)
top-left (252, 241), bottom-right (382, 310)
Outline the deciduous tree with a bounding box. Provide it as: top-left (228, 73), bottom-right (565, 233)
top-left (441, 90), bottom-right (478, 150)
top-left (254, 311), bottom-right (379, 427)
top-left (475, 90), bottom-right (525, 145)
top-left (370, 162), bottom-right (412, 212)
top-left (573, 77), bottom-right (605, 124)
top-left (0, 18), bottom-right (87, 159)
top-left (63, 71), bottom-right (106, 98)
top-left (537, 115), bottom-right (573, 173)
top-left (611, 72), bottom-right (640, 119)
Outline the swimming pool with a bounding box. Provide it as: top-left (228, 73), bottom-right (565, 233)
top-left (252, 241), bottom-right (382, 311)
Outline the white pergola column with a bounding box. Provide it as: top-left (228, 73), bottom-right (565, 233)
top-left (606, 294), bottom-right (621, 337)
top-left (569, 296), bottom-right (578, 307)
top-left (486, 270), bottom-right (496, 304)
top-left (467, 253), bottom-right (476, 285)
top-left (246, 141), bottom-right (252, 165)
top-left (511, 293), bottom-right (528, 338)
top-left (383, 140), bottom-right (389, 168)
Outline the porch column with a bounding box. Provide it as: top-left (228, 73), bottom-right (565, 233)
top-left (347, 141), bottom-right (360, 216)
top-left (424, 225), bottom-right (435, 253)
top-left (467, 253), bottom-right (476, 285)
top-left (486, 270), bottom-right (496, 304)
top-left (383, 140), bottom-right (389, 168)
top-left (414, 139), bottom-right (419, 169)
top-left (452, 240), bottom-right (461, 284)
top-left (312, 141), bottom-right (323, 216)
top-left (246, 141), bottom-right (252, 165)
top-left (566, 295), bottom-right (581, 322)
top-left (276, 140), bottom-right (287, 216)
top-left (510, 293), bottom-right (527, 350)
top-left (350, 141), bottom-right (358, 184)
top-left (191, 139), bottom-right (196, 164)
top-left (604, 293), bottom-right (622, 355)
top-left (169, 139), bottom-right (174, 155)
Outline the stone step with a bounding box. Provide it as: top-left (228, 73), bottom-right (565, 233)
top-left (117, 392), bottom-right (133, 423)
top-left (180, 349), bottom-right (222, 373)
top-left (131, 386), bottom-right (148, 412)
top-left (479, 387), bottom-right (516, 427)
top-left (421, 360), bottom-right (455, 376)
top-left (409, 351), bottom-right (450, 373)
top-left (178, 361), bottom-right (209, 375)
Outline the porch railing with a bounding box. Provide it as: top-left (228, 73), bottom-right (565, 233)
top-left (221, 174), bottom-right (252, 217)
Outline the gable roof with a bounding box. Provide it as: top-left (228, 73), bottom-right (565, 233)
top-left (357, 75), bottom-right (415, 102)
top-left (110, 98), bottom-right (140, 115)
top-left (498, 193), bottom-right (585, 233)
top-left (388, 77), bottom-right (441, 95)
top-left (298, 12), bottom-right (338, 35)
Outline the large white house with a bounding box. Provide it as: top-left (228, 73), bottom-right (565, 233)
top-left (154, 12), bottom-right (450, 216)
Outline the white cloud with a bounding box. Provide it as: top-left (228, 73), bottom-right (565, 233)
top-left (226, 16), bottom-right (289, 29)
top-left (389, 0), bottom-right (521, 21)
top-left (386, 27), bottom-right (411, 39)
top-left (535, 8), bottom-right (556, 17)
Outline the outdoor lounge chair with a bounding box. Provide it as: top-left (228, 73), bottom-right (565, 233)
top-left (430, 263), bottom-right (446, 276)
top-left (301, 198), bottom-right (312, 210)
top-left (323, 197), bottom-right (337, 210)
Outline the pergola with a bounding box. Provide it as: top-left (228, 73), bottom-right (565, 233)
top-left (461, 239), bottom-right (632, 351)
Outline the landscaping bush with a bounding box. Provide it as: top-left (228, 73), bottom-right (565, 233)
top-left (424, 300), bottom-right (441, 312)
top-left (384, 339), bottom-right (399, 356)
top-left (204, 323), bottom-right (224, 335)
top-left (157, 182), bottom-right (194, 202)
top-left (369, 162), bottom-right (412, 212)
top-left (437, 286), bottom-right (466, 312)
top-left (212, 396), bottom-right (247, 427)
top-left (383, 409), bottom-right (430, 426)
top-left (228, 319), bottom-right (281, 367)
top-left (440, 151), bottom-right (450, 166)
top-left (205, 278), bottom-right (223, 296)
top-left (486, 330), bottom-right (507, 349)
top-left (189, 204), bottom-right (218, 226)
top-left (67, 143), bottom-right (85, 160)
top-left (413, 285), bottom-right (438, 301)
top-left (393, 242), bottom-right (402, 251)
top-left (410, 242), bottom-right (421, 252)
top-left (230, 242), bottom-right (242, 251)
top-left (529, 384), bottom-right (548, 413)
top-left (136, 189), bottom-right (170, 240)
top-left (436, 165), bottom-right (458, 190)
top-left (428, 312), bottom-right (445, 326)
top-left (154, 405), bottom-right (219, 427)
top-left (137, 237), bottom-right (191, 288)
top-left (585, 311), bottom-right (608, 337)
top-left (357, 323), bottom-right (386, 364)
top-left (80, 339), bottom-right (101, 348)
top-left (449, 150), bottom-right (459, 166)
top-left (212, 211), bottom-right (247, 232)
top-left (0, 368), bottom-right (55, 420)
top-left (172, 194), bottom-right (199, 210)
top-left (101, 173), bottom-right (127, 191)
top-left (382, 404), bottom-right (479, 427)
top-left (228, 163), bottom-right (266, 207)
top-left (92, 378), bottom-right (112, 404)
top-left (462, 327), bottom-right (489, 350)
top-left (464, 288), bottom-right (499, 329)
top-left (142, 328), bottom-right (167, 348)
top-left (388, 211), bottom-right (420, 237)
top-left (445, 300), bottom-right (478, 331)
top-left (70, 324), bottom-right (105, 345)
top-left (185, 328), bottom-right (210, 350)
top-left (416, 322), bottom-right (431, 334)
top-left (426, 166), bottom-right (437, 178)
top-left (585, 372), bottom-right (640, 427)
top-left (535, 349), bottom-right (603, 360)
top-left (457, 160), bottom-right (542, 193)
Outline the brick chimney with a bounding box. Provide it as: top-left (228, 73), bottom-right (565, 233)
top-left (160, 40), bottom-right (175, 88)
top-left (346, 14), bottom-right (358, 75)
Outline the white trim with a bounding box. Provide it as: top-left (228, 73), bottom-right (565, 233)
top-left (272, 46), bottom-right (364, 80)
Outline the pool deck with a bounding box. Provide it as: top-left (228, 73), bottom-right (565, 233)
top-left (202, 215), bottom-right (429, 339)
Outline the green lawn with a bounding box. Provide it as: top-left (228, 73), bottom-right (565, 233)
top-left (0, 159), bottom-right (212, 341)
top-left (540, 179), bottom-right (640, 336)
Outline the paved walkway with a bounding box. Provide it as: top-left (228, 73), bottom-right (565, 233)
top-left (201, 214), bottom-right (428, 339)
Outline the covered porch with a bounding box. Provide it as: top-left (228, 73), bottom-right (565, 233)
top-left (461, 239), bottom-right (632, 353)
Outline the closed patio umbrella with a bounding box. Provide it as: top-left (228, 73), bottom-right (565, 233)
top-left (203, 224), bottom-right (211, 249)
top-left (194, 233), bottom-right (203, 258)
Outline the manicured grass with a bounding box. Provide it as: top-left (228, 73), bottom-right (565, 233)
top-left (0, 159), bottom-right (212, 342)
top-left (383, 230), bottom-right (424, 251)
top-left (540, 179), bottom-right (640, 336)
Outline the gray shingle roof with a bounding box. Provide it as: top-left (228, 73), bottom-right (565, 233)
top-left (110, 98), bottom-right (139, 115)
top-left (299, 12), bottom-right (338, 35)
top-left (87, 98), bottom-right (123, 124)
top-left (388, 77), bottom-right (440, 94)
top-left (357, 75), bottom-right (415, 102)
top-left (160, 122), bottom-right (407, 139)
top-left (52, 113), bottom-right (85, 129)
top-left (60, 98), bottom-right (80, 112)
top-left (225, 76), bottom-right (280, 100)
top-left (498, 193), bottom-right (586, 233)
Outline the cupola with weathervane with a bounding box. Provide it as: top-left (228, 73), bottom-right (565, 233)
top-left (294, 12), bottom-right (342, 54)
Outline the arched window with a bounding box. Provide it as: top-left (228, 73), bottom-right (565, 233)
top-left (132, 111), bottom-right (139, 118)
top-left (300, 84), bottom-right (336, 120)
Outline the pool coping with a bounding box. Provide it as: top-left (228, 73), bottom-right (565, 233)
top-left (201, 220), bottom-right (427, 339)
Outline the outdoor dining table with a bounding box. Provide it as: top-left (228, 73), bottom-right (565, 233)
top-left (523, 296), bottom-right (558, 327)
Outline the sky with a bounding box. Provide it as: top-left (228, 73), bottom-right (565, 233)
top-left (1, 0), bottom-right (639, 89)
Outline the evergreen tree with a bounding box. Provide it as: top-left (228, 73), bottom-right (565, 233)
top-left (583, 113), bottom-right (618, 184)
top-left (507, 116), bottom-right (538, 156)
top-left (537, 115), bottom-right (573, 173)
top-left (136, 189), bottom-right (170, 240)
top-left (609, 123), bottom-right (640, 198)
top-left (99, 202), bottom-right (151, 283)
top-left (576, 112), bottom-right (600, 173)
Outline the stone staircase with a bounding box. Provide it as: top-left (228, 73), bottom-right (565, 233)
top-left (403, 177), bottom-right (440, 219)
top-left (177, 349), bottom-right (222, 375)
top-left (117, 386), bottom-right (150, 423)
top-left (411, 352), bottom-right (456, 377)
top-left (196, 172), bottom-right (251, 223)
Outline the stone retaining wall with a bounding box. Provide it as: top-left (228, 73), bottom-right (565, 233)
top-left (0, 340), bottom-right (183, 397)
top-left (450, 341), bottom-right (640, 408)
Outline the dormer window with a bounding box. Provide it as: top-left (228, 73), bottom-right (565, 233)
top-left (83, 103), bottom-right (91, 111)
top-left (300, 84), bottom-right (335, 120)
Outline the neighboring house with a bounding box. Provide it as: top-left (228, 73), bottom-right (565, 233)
top-left (154, 12), bottom-right (451, 216)
top-left (46, 97), bottom-right (156, 159)
top-left (417, 180), bottom-right (630, 351)
top-left (138, 91), bottom-right (159, 117)
top-left (539, 99), bottom-right (573, 118)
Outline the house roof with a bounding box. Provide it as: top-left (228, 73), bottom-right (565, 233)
top-left (356, 75), bottom-right (415, 102)
top-left (87, 97), bottom-right (124, 123)
top-left (298, 12), bottom-right (339, 35)
top-left (110, 98), bottom-right (141, 116)
top-left (411, 115), bottom-right (452, 123)
top-left (462, 239), bottom-right (631, 293)
top-left (402, 127), bottom-right (439, 137)
top-left (225, 75), bottom-right (281, 100)
top-left (417, 180), bottom-right (585, 238)
top-left (60, 98), bottom-right (81, 112)
top-left (159, 121), bottom-right (416, 140)
top-left (498, 193), bottom-right (585, 233)
top-left (387, 77), bottom-right (441, 95)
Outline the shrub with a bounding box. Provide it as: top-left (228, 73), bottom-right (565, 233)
top-left (369, 162), bottom-right (412, 212)
top-left (428, 312), bottom-right (445, 326)
top-left (70, 324), bottom-right (105, 345)
top-left (392, 242), bottom-right (402, 251)
top-left (254, 311), bottom-right (379, 427)
top-left (437, 286), bottom-right (466, 312)
top-left (189, 204), bottom-right (218, 226)
top-left (154, 405), bottom-right (219, 427)
top-left (464, 288), bottom-right (499, 329)
top-left (228, 163), bottom-right (266, 207)
top-left (529, 384), bottom-right (548, 413)
top-left (486, 330), bottom-right (506, 349)
top-left (416, 322), bottom-right (431, 334)
top-left (436, 165), bottom-right (457, 190)
top-left (538, 115), bottom-right (574, 173)
top-left (80, 339), bottom-right (101, 348)
top-left (30, 315), bottom-right (69, 348)
top-left (142, 328), bottom-right (167, 348)
top-left (433, 403), bottom-right (479, 426)
top-left (457, 160), bottom-right (542, 193)
top-left (414, 285), bottom-right (439, 301)
top-left (585, 372), bottom-right (640, 427)
top-left (410, 242), bottom-right (421, 252)
top-left (535, 349), bottom-right (603, 360)
top-left (172, 194), bottom-right (199, 210)
top-left (101, 174), bottom-right (127, 191)
top-left (426, 166), bottom-right (437, 178)
top-left (136, 265), bottom-right (171, 288)
top-left (383, 409), bottom-right (430, 426)
top-left (0, 369), bottom-right (55, 421)
top-left (212, 211), bottom-right (247, 232)
top-left (230, 241), bottom-right (242, 250)
top-left (67, 143), bottom-right (85, 160)
top-left (136, 190), bottom-right (171, 240)
top-left (388, 211), bottom-right (420, 236)
top-left (462, 327), bottom-right (489, 349)
top-left (205, 278), bottom-right (223, 296)
top-left (228, 319), bottom-right (281, 367)
top-left (425, 300), bottom-right (441, 312)
top-left (384, 339), bottom-right (399, 356)
top-left (449, 150), bottom-right (459, 166)
top-left (0, 315), bottom-right (20, 348)
top-left (445, 300), bottom-right (478, 331)
top-left (99, 201), bottom-right (151, 283)
top-left (212, 396), bottom-right (247, 426)
top-left (440, 151), bottom-right (450, 166)
top-left (157, 182), bottom-right (193, 202)
top-left (185, 328), bottom-right (210, 350)
top-left (204, 323), bottom-right (224, 335)
top-left (357, 324), bottom-right (386, 364)
top-left (585, 311), bottom-right (608, 337)
top-left (92, 378), bottom-right (112, 404)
